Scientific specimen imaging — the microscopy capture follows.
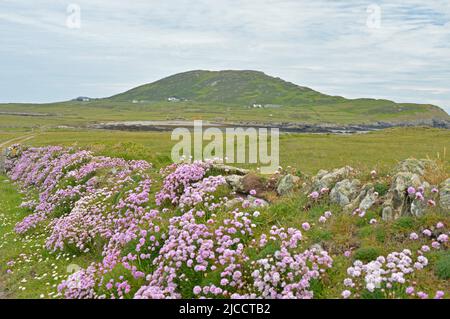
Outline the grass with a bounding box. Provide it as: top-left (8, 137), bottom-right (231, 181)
top-left (0, 175), bottom-right (95, 298)
top-left (1, 126), bottom-right (448, 175)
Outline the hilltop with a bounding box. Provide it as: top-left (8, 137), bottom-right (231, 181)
top-left (108, 70), bottom-right (343, 105)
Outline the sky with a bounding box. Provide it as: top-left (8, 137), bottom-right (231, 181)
top-left (1, 0), bottom-right (450, 113)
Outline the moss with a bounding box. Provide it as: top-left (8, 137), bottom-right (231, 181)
top-left (374, 182), bottom-right (389, 197)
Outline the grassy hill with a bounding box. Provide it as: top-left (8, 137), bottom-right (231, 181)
top-left (0, 70), bottom-right (448, 129)
top-left (109, 70), bottom-right (343, 105)
top-left (108, 70), bottom-right (448, 117)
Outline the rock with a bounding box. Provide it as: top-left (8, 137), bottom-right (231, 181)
top-left (247, 195), bottom-right (269, 208)
top-left (394, 158), bottom-right (437, 176)
top-left (310, 243), bottom-right (325, 252)
top-left (211, 164), bottom-right (249, 176)
top-left (381, 159), bottom-right (435, 221)
top-left (330, 179), bottom-right (360, 207)
top-left (439, 178), bottom-right (450, 211)
top-left (344, 183), bottom-right (379, 213)
top-left (224, 198), bottom-right (243, 209)
top-left (359, 187), bottom-right (378, 211)
top-left (225, 175), bottom-right (245, 192)
top-left (411, 198), bottom-right (427, 217)
top-left (311, 166), bottom-right (354, 192)
top-left (277, 174), bottom-right (300, 195)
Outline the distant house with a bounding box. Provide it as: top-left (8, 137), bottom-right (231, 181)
top-left (167, 96), bottom-right (181, 102)
top-left (252, 103), bottom-right (262, 108)
top-left (74, 96), bottom-right (91, 102)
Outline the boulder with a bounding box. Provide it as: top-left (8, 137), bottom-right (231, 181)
top-left (330, 179), bottom-right (361, 207)
top-left (277, 174), bottom-right (300, 195)
top-left (225, 175), bottom-right (245, 193)
top-left (247, 195), bottom-right (269, 208)
top-left (381, 159), bottom-right (435, 221)
top-left (439, 178), bottom-right (450, 211)
top-left (224, 198), bottom-right (243, 209)
top-left (311, 166), bottom-right (354, 192)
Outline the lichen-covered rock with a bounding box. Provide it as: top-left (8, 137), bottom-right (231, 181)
top-left (382, 159), bottom-right (435, 221)
top-left (330, 179), bottom-right (361, 207)
top-left (277, 174), bottom-right (300, 195)
top-left (225, 175), bottom-right (245, 193)
top-left (224, 197), bottom-right (243, 209)
top-left (345, 183), bottom-right (379, 213)
top-left (439, 178), bottom-right (450, 211)
top-left (311, 166), bottom-right (354, 192)
top-left (394, 158), bottom-right (437, 176)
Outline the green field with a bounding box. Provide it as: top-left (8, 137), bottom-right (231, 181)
top-left (0, 127), bottom-right (448, 174)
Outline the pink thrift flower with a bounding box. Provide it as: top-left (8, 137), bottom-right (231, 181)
top-left (324, 211), bottom-right (332, 218)
top-left (249, 189), bottom-right (257, 196)
top-left (341, 290), bottom-right (351, 299)
top-left (434, 291), bottom-right (445, 299)
top-left (409, 232), bottom-right (419, 240)
top-left (318, 216), bottom-right (327, 223)
top-left (407, 187), bottom-right (416, 195)
top-left (301, 222), bottom-right (311, 231)
top-left (436, 222), bottom-right (444, 229)
top-left (421, 245), bottom-right (430, 252)
top-left (422, 229), bottom-right (432, 237)
top-left (405, 286), bottom-right (415, 295)
top-left (193, 286), bottom-right (202, 295)
top-left (431, 241), bottom-right (440, 249)
top-left (437, 234), bottom-right (448, 243)
top-left (308, 191), bottom-right (319, 200)
top-left (417, 291), bottom-right (428, 299)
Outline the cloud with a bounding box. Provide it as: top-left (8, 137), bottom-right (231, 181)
top-left (0, 0), bottom-right (449, 113)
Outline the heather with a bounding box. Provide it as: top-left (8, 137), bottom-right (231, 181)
top-left (1, 145), bottom-right (449, 299)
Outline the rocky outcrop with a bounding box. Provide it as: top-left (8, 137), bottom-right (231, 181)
top-left (277, 174), bottom-right (300, 195)
top-left (310, 166), bottom-right (354, 192)
top-left (439, 178), bottom-right (450, 211)
top-left (382, 159), bottom-right (434, 221)
top-left (330, 179), bottom-right (361, 207)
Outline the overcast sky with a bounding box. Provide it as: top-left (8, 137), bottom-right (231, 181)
top-left (1, 0), bottom-right (449, 113)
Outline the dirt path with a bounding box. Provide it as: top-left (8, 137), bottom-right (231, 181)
top-left (0, 134), bottom-right (35, 149)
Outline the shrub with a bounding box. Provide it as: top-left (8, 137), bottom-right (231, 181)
top-left (435, 252), bottom-right (450, 280)
top-left (393, 216), bottom-right (416, 231)
top-left (353, 247), bottom-right (380, 262)
top-left (374, 182), bottom-right (389, 197)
